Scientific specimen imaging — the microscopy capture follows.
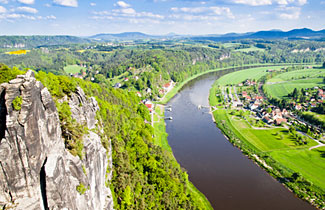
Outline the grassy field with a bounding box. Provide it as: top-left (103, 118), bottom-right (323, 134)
top-left (5, 49), bottom-right (30, 55)
top-left (235, 46), bottom-right (265, 52)
top-left (267, 68), bottom-right (325, 83)
top-left (64, 64), bottom-right (86, 74)
top-left (216, 66), bottom-right (285, 86)
top-left (264, 78), bottom-right (324, 99)
top-left (270, 147), bottom-right (325, 189)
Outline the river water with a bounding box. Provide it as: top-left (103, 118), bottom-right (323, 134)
top-left (165, 70), bottom-right (316, 210)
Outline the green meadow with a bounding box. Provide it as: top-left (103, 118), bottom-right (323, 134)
top-left (265, 78), bottom-right (324, 99)
top-left (64, 64), bottom-right (86, 74)
top-left (216, 66), bottom-right (285, 86)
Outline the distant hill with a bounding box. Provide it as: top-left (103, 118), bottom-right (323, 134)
top-left (90, 32), bottom-right (161, 41)
top-left (191, 28), bottom-right (325, 41)
top-left (0, 35), bottom-right (91, 48)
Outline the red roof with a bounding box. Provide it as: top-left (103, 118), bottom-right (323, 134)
top-left (145, 104), bottom-right (153, 109)
top-left (164, 83), bottom-right (171, 88)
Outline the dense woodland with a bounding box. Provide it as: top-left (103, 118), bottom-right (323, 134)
top-left (0, 64), bottom-right (207, 209)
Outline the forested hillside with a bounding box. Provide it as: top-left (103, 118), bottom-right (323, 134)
top-left (0, 64), bottom-right (209, 209)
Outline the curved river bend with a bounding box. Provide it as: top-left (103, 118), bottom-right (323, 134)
top-left (165, 70), bottom-right (315, 210)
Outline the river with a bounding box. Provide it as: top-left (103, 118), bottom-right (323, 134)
top-left (165, 70), bottom-right (316, 210)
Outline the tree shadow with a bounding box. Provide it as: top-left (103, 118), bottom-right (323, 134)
top-left (318, 149), bottom-right (325, 158)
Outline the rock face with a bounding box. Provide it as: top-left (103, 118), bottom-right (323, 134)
top-left (0, 71), bottom-right (113, 210)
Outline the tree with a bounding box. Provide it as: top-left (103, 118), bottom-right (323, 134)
top-left (323, 61), bottom-right (325, 68)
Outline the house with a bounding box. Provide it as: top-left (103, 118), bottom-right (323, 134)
top-left (143, 100), bottom-right (153, 112)
top-left (238, 83), bottom-right (243, 87)
top-left (145, 103), bottom-right (153, 112)
top-left (146, 88), bottom-right (152, 94)
top-left (250, 103), bottom-right (259, 110)
top-left (282, 109), bottom-right (289, 117)
top-left (136, 92), bottom-right (142, 97)
top-left (263, 116), bottom-right (273, 124)
top-left (275, 118), bottom-right (287, 125)
top-left (310, 103), bottom-right (317, 108)
top-left (245, 96), bottom-right (252, 101)
top-left (124, 77), bottom-right (129, 82)
top-left (272, 109), bottom-right (282, 119)
top-left (255, 96), bottom-right (263, 100)
top-left (163, 81), bottom-right (174, 92)
top-left (114, 83), bottom-right (122, 88)
top-left (295, 104), bottom-right (302, 110)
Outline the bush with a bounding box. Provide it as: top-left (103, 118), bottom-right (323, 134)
top-left (12, 96), bottom-right (22, 111)
top-left (76, 183), bottom-right (87, 195)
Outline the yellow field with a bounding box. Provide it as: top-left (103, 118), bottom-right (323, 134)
top-left (5, 50), bottom-right (30, 55)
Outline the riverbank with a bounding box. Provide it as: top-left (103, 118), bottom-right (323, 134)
top-left (158, 63), bottom-right (317, 105)
top-left (208, 81), bottom-right (325, 209)
top-left (152, 104), bottom-right (213, 210)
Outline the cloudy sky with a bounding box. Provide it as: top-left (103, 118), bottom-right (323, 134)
top-left (0, 0), bottom-right (324, 36)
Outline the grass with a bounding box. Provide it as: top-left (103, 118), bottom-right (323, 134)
top-left (5, 49), bottom-right (30, 55)
top-left (268, 68), bottom-right (325, 83)
top-left (216, 66), bottom-right (285, 86)
top-left (153, 106), bottom-right (171, 152)
top-left (235, 46), bottom-right (265, 52)
top-left (270, 147), bottom-right (325, 189)
top-left (187, 181), bottom-right (213, 210)
top-left (264, 78), bottom-right (324, 99)
top-left (64, 64), bottom-right (86, 74)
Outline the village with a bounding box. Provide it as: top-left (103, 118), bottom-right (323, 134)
top-left (220, 79), bottom-right (324, 140)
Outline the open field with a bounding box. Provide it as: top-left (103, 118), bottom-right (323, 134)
top-left (221, 111), bottom-right (317, 152)
top-left (264, 78), bottom-right (324, 99)
top-left (270, 147), bottom-right (325, 189)
top-left (64, 64), bottom-right (86, 74)
top-left (268, 68), bottom-right (325, 83)
top-left (216, 66), bottom-right (285, 86)
top-left (4, 49), bottom-right (30, 55)
top-left (235, 46), bottom-right (265, 52)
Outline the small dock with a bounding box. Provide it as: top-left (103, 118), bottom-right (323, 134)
top-left (198, 105), bottom-right (210, 109)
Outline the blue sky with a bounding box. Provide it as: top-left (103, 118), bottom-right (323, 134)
top-left (0, 0), bottom-right (324, 36)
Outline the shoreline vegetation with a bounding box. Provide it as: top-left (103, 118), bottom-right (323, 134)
top-left (208, 72), bottom-right (325, 209)
top-left (153, 63), bottom-right (324, 210)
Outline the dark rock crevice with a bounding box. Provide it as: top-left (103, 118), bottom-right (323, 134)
top-left (40, 158), bottom-right (48, 210)
top-left (0, 88), bottom-right (7, 141)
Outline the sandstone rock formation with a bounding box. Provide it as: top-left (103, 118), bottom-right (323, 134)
top-left (0, 71), bottom-right (113, 210)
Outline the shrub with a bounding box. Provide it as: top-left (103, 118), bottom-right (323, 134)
top-left (12, 96), bottom-right (22, 111)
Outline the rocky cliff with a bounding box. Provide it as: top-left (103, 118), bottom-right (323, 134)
top-left (0, 71), bottom-right (113, 210)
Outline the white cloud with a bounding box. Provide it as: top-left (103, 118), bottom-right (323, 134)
top-left (171, 6), bottom-right (234, 19)
top-left (90, 2), bottom-right (96, 6)
top-left (0, 5), bottom-right (6, 13)
top-left (53, 0), bottom-right (78, 7)
top-left (18, 0), bottom-right (35, 5)
top-left (232, 0), bottom-right (272, 6)
top-left (232, 0), bottom-right (307, 6)
top-left (277, 6), bottom-right (301, 19)
top-left (116, 1), bottom-right (130, 8)
top-left (16, 6), bottom-right (38, 14)
top-left (0, 0), bottom-right (9, 4)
